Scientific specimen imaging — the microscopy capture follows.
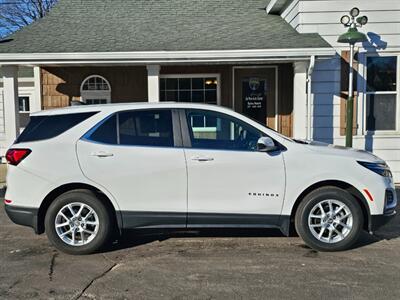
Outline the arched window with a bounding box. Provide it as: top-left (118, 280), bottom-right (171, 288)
top-left (80, 75), bottom-right (111, 104)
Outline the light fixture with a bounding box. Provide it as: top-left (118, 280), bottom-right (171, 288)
top-left (357, 15), bottom-right (368, 26)
top-left (340, 15), bottom-right (350, 25)
top-left (205, 79), bottom-right (217, 85)
top-left (337, 8), bottom-right (368, 148)
top-left (350, 7), bottom-right (360, 17)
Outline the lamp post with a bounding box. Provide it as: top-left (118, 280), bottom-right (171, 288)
top-left (337, 7), bottom-right (368, 147)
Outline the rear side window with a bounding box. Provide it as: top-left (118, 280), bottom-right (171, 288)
top-left (16, 112), bottom-right (98, 143)
top-left (89, 115), bottom-right (117, 144)
top-left (86, 109), bottom-right (174, 147)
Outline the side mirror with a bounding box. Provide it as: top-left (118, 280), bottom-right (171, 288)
top-left (257, 137), bottom-right (277, 152)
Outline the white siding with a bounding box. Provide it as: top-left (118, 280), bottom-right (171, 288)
top-left (0, 88), bottom-right (6, 156)
top-left (281, 0), bottom-right (400, 182)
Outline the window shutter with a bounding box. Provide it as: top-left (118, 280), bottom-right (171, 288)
top-left (340, 50), bottom-right (358, 136)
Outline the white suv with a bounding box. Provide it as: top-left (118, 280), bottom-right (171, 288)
top-left (4, 103), bottom-right (397, 254)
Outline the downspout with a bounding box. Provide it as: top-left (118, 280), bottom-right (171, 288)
top-left (306, 55), bottom-right (315, 140)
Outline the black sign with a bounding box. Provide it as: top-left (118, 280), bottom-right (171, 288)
top-left (242, 78), bottom-right (266, 124)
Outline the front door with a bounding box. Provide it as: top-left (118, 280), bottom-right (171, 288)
top-left (234, 68), bottom-right (276, 129)
top-left (182, 108), bottom-right (286, 227)
top-left (76, 109), bottom-right (187, 228)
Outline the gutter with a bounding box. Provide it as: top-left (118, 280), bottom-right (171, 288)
top-left (306, 55), bottom-right (315, 140)
top-left (0, 48), bottom-right (335, 65)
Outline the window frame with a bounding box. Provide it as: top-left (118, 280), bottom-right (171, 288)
top-left (82, 108), bottom-right (182, 148)
top-left (180, 108), bottom-right (268, 152)
top-left (358, 52), bottom-right (400, 135)
top-left (159, 73), bottom-right (221, 105)
top-left (80, 75), bottom-right (112, 105)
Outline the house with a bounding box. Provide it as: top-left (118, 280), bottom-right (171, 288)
top-left (0, 0), bottom-right (399, 182)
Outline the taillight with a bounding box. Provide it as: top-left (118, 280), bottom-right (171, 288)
top-left (5, 148), bottom-right (31, 166)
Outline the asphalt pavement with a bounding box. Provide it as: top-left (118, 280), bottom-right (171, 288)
top-left (1, 189), bottom-right (400, 299)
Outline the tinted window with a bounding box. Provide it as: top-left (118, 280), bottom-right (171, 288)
top-left (186, 109), bottom-right (263, 151)
top-left (367, 56), bottom-right (397, 92)
top-left (118, 110), bottom-right (173, 147)
top-left (89, 115), bottom-right (117, 144)
top-left (16, 112), bottom-right (98, 143)
top-left (86, 110), bottom-right (174, 147)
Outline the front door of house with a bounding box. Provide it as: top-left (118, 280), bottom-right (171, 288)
top-left (234, 68), bottom-right (276, 129)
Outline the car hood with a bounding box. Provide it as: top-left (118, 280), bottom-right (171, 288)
top-left (293, 139), bottom-right (384, 163)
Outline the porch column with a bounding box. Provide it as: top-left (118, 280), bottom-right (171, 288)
top-left (146, 65), bottom-right (161, 102)
top-left (2, 65), bottom-right (20, 147)
top-left (292, 61), bottom-right (309, 139)
top-left (32, 66), bottom-right (42, 112)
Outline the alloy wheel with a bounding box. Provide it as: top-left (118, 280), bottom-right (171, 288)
top-left (308, 199), bottom-right (353, 243)
top-left (54, 202), bottom-right (99, 246)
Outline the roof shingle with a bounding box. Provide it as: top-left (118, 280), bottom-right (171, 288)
top-left (0, 0), bottom-right (331, 53)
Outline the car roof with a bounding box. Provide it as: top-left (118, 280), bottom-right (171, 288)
top-left (31, 102), bottom-right (233, 116)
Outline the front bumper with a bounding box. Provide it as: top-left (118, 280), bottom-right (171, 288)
top-left (369, 211), bottom-right (396, 232)
top-left (4, 204), bottom-right (39, 233)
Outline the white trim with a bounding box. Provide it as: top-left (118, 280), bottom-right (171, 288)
top-left (0, 48), bottom-right (335, 65)
top-left (32, 66), bottom-right (42, 112)
top-left (159, 73), bottom-right (221, 106)
top-left (232, 66), bottom-right (279, 130)
top-left (147, 65), bottom-right (161, 102)
top-left (266, 0), bottom-right (289, 14)
top-left (80, 75), bottom-right (111, 104)
top-left (2, 65), bottom-right (20, 148)
top-left (0, 77), bottom-right (34, 83)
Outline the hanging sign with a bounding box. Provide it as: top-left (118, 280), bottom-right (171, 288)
top-left (242, 77), bottom-right (267, 123)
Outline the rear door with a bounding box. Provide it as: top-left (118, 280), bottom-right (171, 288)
top-left (76, 109), bottom-right (187, 228)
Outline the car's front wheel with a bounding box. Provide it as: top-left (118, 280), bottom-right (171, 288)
top-left (45, 189), bottom-right (113, 255)
top-left (295, 186), bottom-right (364, 251)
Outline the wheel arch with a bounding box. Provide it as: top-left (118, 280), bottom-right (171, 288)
top-left (36, 183), bottom-right (123, 234)
top-left (289, 180), bottom-right (371, 233)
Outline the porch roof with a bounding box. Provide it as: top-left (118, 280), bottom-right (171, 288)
top-left (0, 0), bottom-right (332, 62)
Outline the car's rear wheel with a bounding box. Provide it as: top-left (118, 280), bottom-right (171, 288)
top-left (295, 186), bottom-right (364, 251)
top-left (45, 189), bottom-right (113, 255)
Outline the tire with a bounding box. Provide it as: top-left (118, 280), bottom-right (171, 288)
top-left (295, 186), bottom-right (364, 252)
top-left (45, 189), bottom-right (113, 255)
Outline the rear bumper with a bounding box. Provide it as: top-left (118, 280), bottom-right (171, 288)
top-left (369, 211), bottom-right (396, 232)
top-left (4, 204), bottom-right (39, 233)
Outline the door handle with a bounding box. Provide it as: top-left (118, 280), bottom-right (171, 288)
top-left (191, 156), bottom-right (214, 162)
top-left (91, 151), bottom-right (114, 158)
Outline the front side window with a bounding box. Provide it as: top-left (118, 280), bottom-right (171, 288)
top-left (186, 109), bottom-right (263, 151)
top-left (87, 110), bottom-right (174, 147)
top-left (366, 56), bottom-right (398, 131)
top-left (160, 75), bottom-right (218, 104)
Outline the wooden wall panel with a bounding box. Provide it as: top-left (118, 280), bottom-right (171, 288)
top-left (41, 66), bottom-right (148, 109)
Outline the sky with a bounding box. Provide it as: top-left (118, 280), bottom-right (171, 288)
top-left (0, 0), bottom-right (52, 38)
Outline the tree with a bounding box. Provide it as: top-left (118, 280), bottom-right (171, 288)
top-left (0, 0), bottom-right (58, 38)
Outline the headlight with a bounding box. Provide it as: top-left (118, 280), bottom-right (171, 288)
top-left (357, 161), bottom-right (392, 178)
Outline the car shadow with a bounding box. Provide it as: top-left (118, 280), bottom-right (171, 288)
top-left (103, 227), bottom-right (285, 253)
top-left (105, 191), bottom-right (400, 253)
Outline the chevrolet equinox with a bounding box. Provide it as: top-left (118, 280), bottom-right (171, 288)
top-left (4, 103), bottom-right (397, 254)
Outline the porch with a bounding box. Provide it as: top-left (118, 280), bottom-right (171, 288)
top-left (0, 56), bottom-right (323, 155)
